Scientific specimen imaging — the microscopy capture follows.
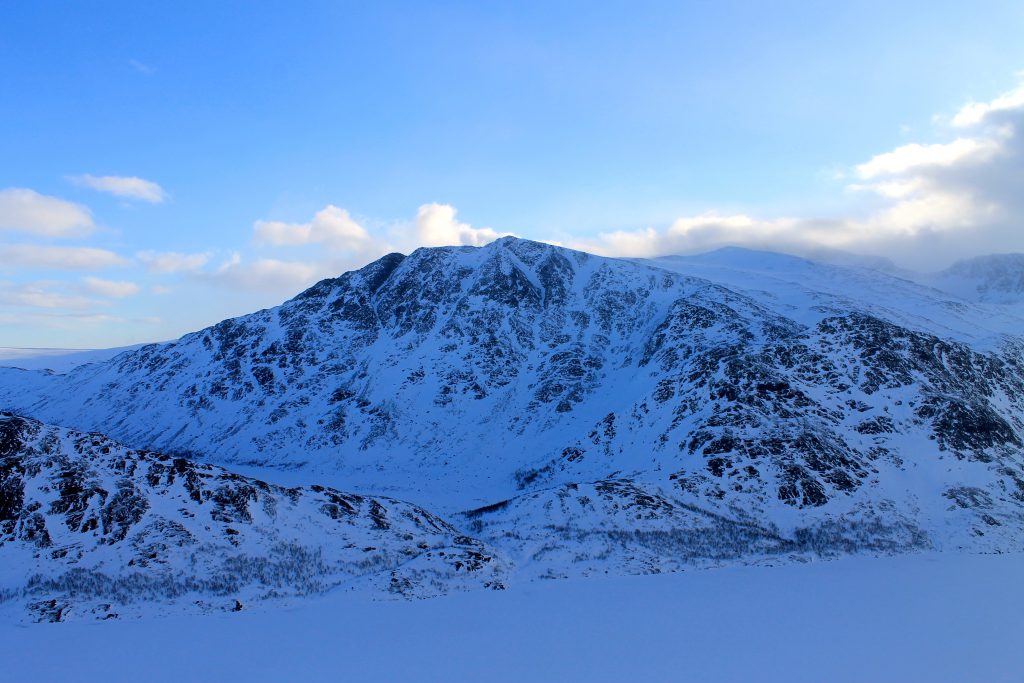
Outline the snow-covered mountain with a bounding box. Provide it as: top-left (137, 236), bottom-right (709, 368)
top-left (925, 253), bottom-right (1024, 305)
top-left (1, 238), bottom-right (1023, 620)
top-left (0, 413), bottom-right (507, 622)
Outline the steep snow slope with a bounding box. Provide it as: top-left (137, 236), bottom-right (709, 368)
top-left (644, 247), bottom-right (1024, 343)
top-left (1, 238), bottom-right (1022, 566)
top-left (0, 414), bottom-right (507, 622)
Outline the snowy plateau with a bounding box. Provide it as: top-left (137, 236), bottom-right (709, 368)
top-left (2, 237), bottom-right (1024, 680)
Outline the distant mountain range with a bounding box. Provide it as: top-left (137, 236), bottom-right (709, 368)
top-left (0, 345), bottom-right (147, 373)
top-left (926, 253), bottom-right (1024, 305)
top-left (2, 238), bottom-right (1022, 621)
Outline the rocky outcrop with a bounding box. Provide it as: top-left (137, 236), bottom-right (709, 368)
top-left (0, 414), bottom-right (507, 622)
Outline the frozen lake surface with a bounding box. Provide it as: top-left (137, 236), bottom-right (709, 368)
top-left (4, 551), bottom-right (1022, 682)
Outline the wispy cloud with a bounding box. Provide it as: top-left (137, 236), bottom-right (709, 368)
top-left (70, 174), bottom-right (167, 203)
top-left (0, 244), bottom-right (127, 270)
top-left (136, 250), bottom-right (210, 273)
top-left (129, 59), bottom-right (156, 76)
top-left (0, 188), bottom-right (94, 238)
top-left (0, 311), bottom-right (147, 333)
top-left (0, 281), bottom-right (103, 310)
top-left (202, 253), bottom-right (330, 292)
top-left (81, 276), bottom-right (140, 298)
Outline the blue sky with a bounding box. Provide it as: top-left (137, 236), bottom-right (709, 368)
top-left (3, 1), bottom-right (1024, 347)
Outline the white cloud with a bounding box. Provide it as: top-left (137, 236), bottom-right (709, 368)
top-left (0, 311), bottom-right (122, 334)
top-left (203, 253), bottom-right (330, 292)
top-left (70, 175), bottom-right (167, 203)
top-left (136, 250), bottom-right (210, 273)
top-left (0, 244), bottom-right (127, 270)
top-left (572, 79), bottom-right (1024, 269)
top-left (567, 213), bottom-right (847, 259)
top-left (854, 138), bottom-right (998, 178)
top-left (0, 188), bottom-right (94, 237)
top-left (232, 203), bottom-right (508, 299)
top-left (251, 202), bottom-right (507, 261)
top-left (0, 281), bottom-right (102, 310)
top-left (81, 276), bottom-right (140, 298)
top-left (951, 83), bottom-right (1024, 127)
top-left (845, 178), bottom-right (923, 199)
top-left (847, 82), bottom-right (1024, 253)
top-left (253, 205), bottom-right (371, 250)
top-left (414, 203), bottom-right (508, 247)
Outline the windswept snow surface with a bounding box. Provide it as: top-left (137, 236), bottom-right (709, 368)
top-left (3, 552), bottom-right (1022, 683)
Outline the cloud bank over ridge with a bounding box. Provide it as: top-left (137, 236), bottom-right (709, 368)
top-left (566, 82), bottom-right (1024, 269)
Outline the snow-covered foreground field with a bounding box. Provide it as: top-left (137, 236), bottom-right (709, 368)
top-left (4, 552), bottom-right (1022, 682)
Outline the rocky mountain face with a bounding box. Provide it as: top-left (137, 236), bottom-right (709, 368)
top-left (0, 413), bottom-right (507, 622)
top-left (2, 238), bottom-right (1023, 621)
